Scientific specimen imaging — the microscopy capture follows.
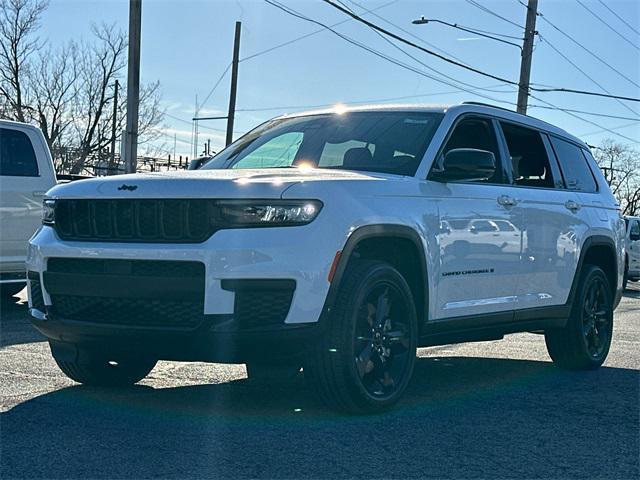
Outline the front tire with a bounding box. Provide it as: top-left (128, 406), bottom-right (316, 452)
top-left (50, 342), bottom-right (157, 386)
top-left (545, 265), bottom-right (613, 370)
top-left (305, 260), bottom-right (418, 414)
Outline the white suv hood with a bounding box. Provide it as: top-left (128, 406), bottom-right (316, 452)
top-left (46, 168), bottom-right (390, 199)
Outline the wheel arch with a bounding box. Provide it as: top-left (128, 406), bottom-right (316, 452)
top-left (571, 235), bottom-right (620, 308)
top-left (321, 224), bottom-right (429, 329)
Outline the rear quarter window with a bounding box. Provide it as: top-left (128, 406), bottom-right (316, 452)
top-left (0, 128), bottom-right (39, 177)
top-left (549, 136), bottom-right (597, 193)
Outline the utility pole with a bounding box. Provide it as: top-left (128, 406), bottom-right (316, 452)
top-left (226, 21), bottom-right (241, 146)
top-left (124, 0), bottom-right (142, 173)
top-left (109, 79), bottom-right (119, 175)
top-left (517, 0), bottom-right (538, 115)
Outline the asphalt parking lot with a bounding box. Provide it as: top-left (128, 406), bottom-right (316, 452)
top-left (1, 285), bottom-right (638, 479)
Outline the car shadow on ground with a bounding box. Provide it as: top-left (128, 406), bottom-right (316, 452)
top-left (0, 293), bottom-right (46, 348)
top-left (623, 283), bottom-right (640, 299)
top-left (2, 356), bottom-right (638, 479)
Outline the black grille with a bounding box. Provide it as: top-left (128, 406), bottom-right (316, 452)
top-left (45, 259), bottom-right (205, 329)
top-left (234, 290), bottom-right (294, 328)
top-left (50, 295), bottom-right (203, 329)
top-left (221, 280), bottom-right (296, 329)
top-left (54, 199), bottom-right (215, 243)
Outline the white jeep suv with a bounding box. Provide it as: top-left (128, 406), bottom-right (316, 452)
top-left (27, 103), bottom-right (624, 413)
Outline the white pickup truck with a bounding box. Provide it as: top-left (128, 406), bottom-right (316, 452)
top-left (0, 120), bottom-right (57, 298)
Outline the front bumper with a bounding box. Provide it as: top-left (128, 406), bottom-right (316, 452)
top-left (30, 309), bottom-right (321, 363)
top-left (26, 224), bottom-right (342, 362)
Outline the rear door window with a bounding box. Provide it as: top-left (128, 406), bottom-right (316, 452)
top-left (549, 136), bottom-right (598, 193)
top-left (0, 128), bottom-right (39, 177)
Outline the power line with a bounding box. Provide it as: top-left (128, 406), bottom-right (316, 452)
top-left (240, 0), bottom-right (398, 62)
top-left (264, 0), bottom-right (520, 107)
top-left (197, 63), bottom-right (231, 115)
top-left (344, 0), bottom-right (470, 65)
top-left (319, 0), bottom-right (520, 85)
top-left (318, 0), bottom-right (640, 102)
top-left (528, 105), bottom-right (640, 122)
top-left (411, 17), bottom-right (522, 50)
top-left (537, 8), bottom-right (640, 90)
top-left (537, 33), bottom-right (639, 117)
top-left (597, 0), bottom-right (640, 37)
top-left (465, 0), bottom-right (524, 30)
top-left (578, 121), bottom-right (640, 138)
top-left (236, 86), bottom-right (512, 112)
top-left (341, 0), bottom-right (519, 95)
top-left (265, 0), bottom-right (639, 145)
top-left (575, 0), bottom-right (639, 51)
top-left (530, 93), bottom-right (639, 144)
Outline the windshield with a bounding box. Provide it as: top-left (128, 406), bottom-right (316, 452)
top-left (201, 111), bottom-right (444, 176)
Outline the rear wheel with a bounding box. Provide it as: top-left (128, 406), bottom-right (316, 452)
top-left (305, 260), bottom-right (418, 413)
top-left (50, 342), bottom-right (157, 386)
top-left (623, 258), bottom-right (629, 290)
top-left (545, 265), bottom-right (613, 370)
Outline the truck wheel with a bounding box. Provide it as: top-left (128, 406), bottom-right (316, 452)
top-left (245, 363), bottom-right (301, 383)
top-left (305, 260), bottom-right (418, 413)
top-left (545, 265), bottom-right (613, 370)
top-left (623, 258), bottom-right (629, 291)
top-left (50, 342), bottom-right (157, 386)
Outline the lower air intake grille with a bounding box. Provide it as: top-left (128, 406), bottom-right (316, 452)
top-left (50, 295), bottom-right (204, 329)
top-left (45, 258), bottom-right (205, 329)
top-left (222, 279), bottom-right (295, 329)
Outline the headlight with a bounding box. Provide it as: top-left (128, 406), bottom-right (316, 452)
top-left (217, 200), bottom-right (322, 227)
top-left (42, 199), bottom-right (55, 225)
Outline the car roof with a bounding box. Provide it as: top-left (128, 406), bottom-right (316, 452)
top-left (278, 102), bottom-right (587, 149)
top-left (0, 118), bottom-right (41, 132)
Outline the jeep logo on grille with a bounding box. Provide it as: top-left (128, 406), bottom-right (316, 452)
top-left (117, 184), bottom-right (138, 191)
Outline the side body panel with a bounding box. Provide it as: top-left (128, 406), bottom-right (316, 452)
top-left (0, 123), bottom-right (56, 277)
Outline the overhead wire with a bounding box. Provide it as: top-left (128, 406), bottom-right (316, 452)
top-left (596, 0), bottom-right (640, 37)
top-left (264, 0), bottom-right (520, 107)
top-left (239, 0), bottom-right (399, 62)
top-left (265, 0), bottom-right (638, 144)
top-left (575, 0), bottom-right (639, 51)
top-left (319, 0), bottom-right (640, 102)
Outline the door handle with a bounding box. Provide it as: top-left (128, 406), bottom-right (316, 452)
top-left (497, 195), bottom-right (517, 207)
top-left (565, 200), bottom-right (581, 212)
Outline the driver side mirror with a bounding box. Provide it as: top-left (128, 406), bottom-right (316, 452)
top-left (432, 148), bottom-right (496, 182)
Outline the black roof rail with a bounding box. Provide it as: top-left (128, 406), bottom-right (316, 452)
top-left (461, 101), bottom-right (520, 115)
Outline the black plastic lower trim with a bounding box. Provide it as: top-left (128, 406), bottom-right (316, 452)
top-left (30, 311), bottom-right (320, 364)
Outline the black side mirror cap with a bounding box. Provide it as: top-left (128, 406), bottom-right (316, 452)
top-left (433, 148), bottom-right (496, 182)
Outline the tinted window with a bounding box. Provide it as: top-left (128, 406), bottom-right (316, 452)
top-left (231, 132), bottom-right (303, 169)
top-left (0, 128), bottom-right (39, 177)
top-left (500, 122), bottom-right (555, 189)
top-left (441, 117), bottom-right (503, 183)
top-left (550, 137), bottom-right (597, 192)
top-left (631, 220), bottom-right (640, 237)
top-left (205, 112), bottom-right (444, 176)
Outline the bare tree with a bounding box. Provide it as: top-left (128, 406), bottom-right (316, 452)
top-left (68, 24), bottom-right (126, 173)
top-left (1, 2), bottom-right (165, 175)
top-left (0, 0), bottom-right (48, 121)
top-left (66, 24), bottom-right (165, 174)
top-left (594, 139), bottom-right (640, 216)
top-left (29, 42), bottom-right (77, 150)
